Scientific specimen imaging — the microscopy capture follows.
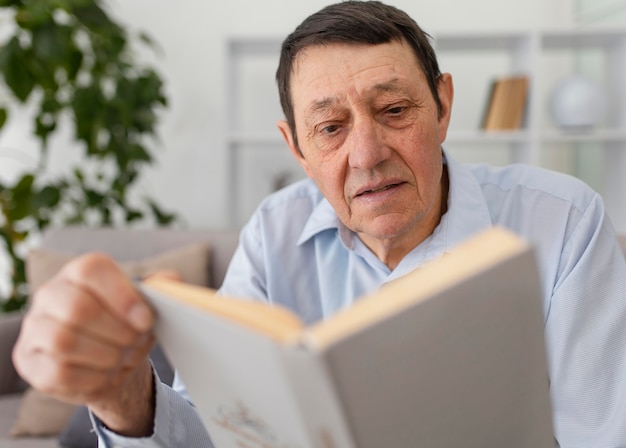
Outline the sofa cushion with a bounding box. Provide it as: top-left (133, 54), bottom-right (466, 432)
top-left (0, 313), bottom-right (27, 396)
top-left (10, 389), bottom-right (76, 437)
top-left (11, 243), bottom-right (211, 439)
top-left (27, 243), bottom-right (213, 292)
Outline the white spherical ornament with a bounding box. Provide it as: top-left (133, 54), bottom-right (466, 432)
top-left (549, 75), bottom-right (607, 129)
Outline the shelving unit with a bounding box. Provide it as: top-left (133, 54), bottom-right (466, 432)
top-left (225, 28), bottom-right (626, 230)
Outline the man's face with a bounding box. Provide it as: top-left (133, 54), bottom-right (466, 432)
top-left (278, 40), bottom-right (453, 252)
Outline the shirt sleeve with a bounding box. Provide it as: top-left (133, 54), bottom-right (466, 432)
top-left (92, 367), bottom-right (215, 447)
top-left (544, 195), bottom-right (626, 447)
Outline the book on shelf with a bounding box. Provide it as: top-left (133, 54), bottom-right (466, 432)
top-left (139, 227), bottom-right (555, 448)
top-left (482, 75), bottom-right (530, 131)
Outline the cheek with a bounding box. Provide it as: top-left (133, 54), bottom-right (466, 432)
top-left (308, 156), bottom-right (350, 205)
top-left (402, 128), bottom-right (443, 187)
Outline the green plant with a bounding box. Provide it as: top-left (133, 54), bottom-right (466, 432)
top-left (0, 0), bottom-right (176, 312)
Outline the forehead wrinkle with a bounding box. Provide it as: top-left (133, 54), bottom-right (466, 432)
top-left (369, 78), bottom-right (411, 96)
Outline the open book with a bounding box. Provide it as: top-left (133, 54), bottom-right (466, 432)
top-left (139, 227), bottom-right (555, 448)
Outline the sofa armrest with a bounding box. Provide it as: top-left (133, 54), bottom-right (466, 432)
top-left (0, 312), bottom-right (28, 395)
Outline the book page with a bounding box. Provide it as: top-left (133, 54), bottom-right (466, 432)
top-left (145, 284), bottom-right (325, 447)
top-left (141, 277), bottom-right (304, 342)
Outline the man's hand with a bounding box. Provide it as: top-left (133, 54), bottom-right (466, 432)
top-left (12, 253), bottom-right (158, 437)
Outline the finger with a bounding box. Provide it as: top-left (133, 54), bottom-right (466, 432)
top-left (13, 336), bottom-right (112, 403)
top-left (61, 253), bottom-right (154, 332)
top-left (32, 275), bottom-right (139, 347)
top-left (14, 350), bottom-right (131, 405)
top-left (144, 269), bottom-right (184, 282)
top-left (13, 325), bottom-right (155, 405)
top-left (20, 313), bottom-right (154, 370)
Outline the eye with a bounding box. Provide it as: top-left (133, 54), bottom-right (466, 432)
top-left (320, 124), bottom-right (340, 135)
top-left (386, 105), bottom-right (406, 115)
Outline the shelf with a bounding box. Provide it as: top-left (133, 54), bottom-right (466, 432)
top-left (542, 29), bottom-right (626, 49)
top-left (446, 129), bottom-right (529, 143)
top-left (541, 128), bottom-right (626, 143)
top-left (434, 30), bottom-right (529, 51)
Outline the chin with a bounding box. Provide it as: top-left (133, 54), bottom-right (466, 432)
top-left (357, 215), bottom-right (418, 241)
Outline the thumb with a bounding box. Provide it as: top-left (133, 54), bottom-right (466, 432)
top-left (144, 269), bottom-right (184, 283)
top-left (62, 253), bottom-right (154, 332)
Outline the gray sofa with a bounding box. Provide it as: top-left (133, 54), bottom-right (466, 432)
top-left (0, 227), bottom-right (241, 448)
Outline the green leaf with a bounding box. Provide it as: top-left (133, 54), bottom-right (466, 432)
top-left (33, 185), bottom-right (62, 209)
top-left (129, 144), bottom-right (152, 163)
top-left (0, 107), bottom-right (7, 129)
top-left (32, 23), bottom-right (71, 62)
top-left (1, 295), bottom-right (27, 313)
top-left (5, 174), bottom-right (35, 221)
top-left (73, 168), bottom-right (85, 182)
top-left (85, 189), bottom-right (104, 206)
top-left (0, 37), bottom-right (36, 102)
top-left (138, 31), bottom-right (155, 48)
top-left (15, 3), bottom-right (52, 29)
top-left (148, 200), bottom-right (177, 226)
top-left (73, 2), bottom-right (113, 30)
top-left (66, 47), bottom-right (83, 81)
top-left (13, 173), bottom-right (35, 193)
top-left (125, 209), bottom-right (143, 223)
top-left (6, 197), bottom-right (30, 221)
top-left (72, 86), bottom-right (105, 150)
top-left (0, 0), bottom-right (24, 7)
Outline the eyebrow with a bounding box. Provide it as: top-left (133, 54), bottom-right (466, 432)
top-left (304, 97), bottom-right (338, 126)
top-left (371, 78), bottom-right (408, 95)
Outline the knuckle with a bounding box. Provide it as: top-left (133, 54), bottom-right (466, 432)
top-left (94, 345), bottom-right (124, 369)
top-left (114, 330), bottom-right (137, 348)
top-left (65, 252), bottom-right (118, 280)
top-left (62, 295), bottom-right (100, 327)
top-left (48, 327), bottom-right (78, 353)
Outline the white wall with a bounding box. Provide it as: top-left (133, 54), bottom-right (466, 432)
top-left (1, 0), bottom-right (578, 231)
top-left (575, 0), bottom-right (626, 25)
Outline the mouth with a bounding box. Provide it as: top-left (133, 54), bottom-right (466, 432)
top-left (355, 182), bottom-right (403, 197)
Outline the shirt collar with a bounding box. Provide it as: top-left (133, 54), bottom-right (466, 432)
top-left (296, 149), bottom-right (493, 253)
top-left (439, 149), bottom-right (493, 249)
top-left (297, 196), bottom-right (345, 246)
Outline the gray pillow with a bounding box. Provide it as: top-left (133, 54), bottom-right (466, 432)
top-left (0, 313), bottom-right (27, 395)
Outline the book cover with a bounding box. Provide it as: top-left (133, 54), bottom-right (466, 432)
top-left (140, 227), bottom-right (555, 448)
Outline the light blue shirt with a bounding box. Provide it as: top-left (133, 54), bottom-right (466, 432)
top-left (96, 150), bottom-right (626, 447)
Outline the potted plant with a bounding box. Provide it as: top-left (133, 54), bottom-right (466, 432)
top-left (0, 0), bottom-right (175, 312)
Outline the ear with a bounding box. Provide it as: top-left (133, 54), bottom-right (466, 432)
top-left (277, 120), bottom-right (314, 178)
top-left (436, 73), bottom-right (454, 144)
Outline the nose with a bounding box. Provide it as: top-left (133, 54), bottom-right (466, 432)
top-left (346, 117), bottom-right (391, 170)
